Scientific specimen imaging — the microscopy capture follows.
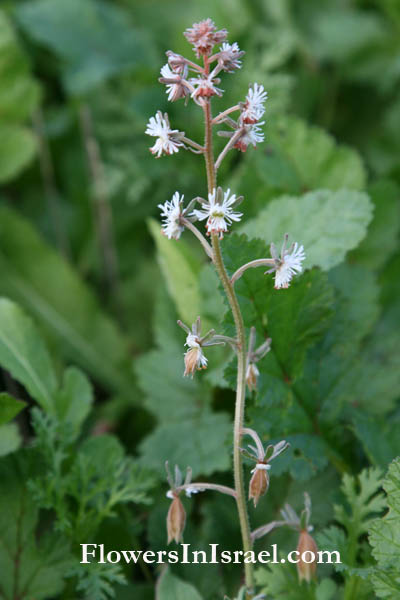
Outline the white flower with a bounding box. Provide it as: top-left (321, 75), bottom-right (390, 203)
top-left (190, 73), bottom-right (223, 101)
top-left (273, 242), bottom-right (306, 289)
top-left (145, 111), bottom-right (184, 158)
top-left (184, 333), bottom-right (208, 376)
top-left (218, 42), bottom-right (244, 72)
top-left (235, 122), bottom-right (265, 152)
top-left (159, 64), bottom-right (189, 102)
top-left (191, 188), bottom-right (242, 238)
top-left (241, 83), bottom-right (267, 124)
top-left (158, 192), bottom-right (185, 240)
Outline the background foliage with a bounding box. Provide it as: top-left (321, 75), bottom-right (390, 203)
top-left (0, 0), bottom-right (399, 598)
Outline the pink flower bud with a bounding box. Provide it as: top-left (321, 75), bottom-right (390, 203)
top-left (296, 530), bottom-right (318, 582)
top-left (167, 494), bottom-right (186, 544)
top-left (248, 464), bottom-right (269, 507)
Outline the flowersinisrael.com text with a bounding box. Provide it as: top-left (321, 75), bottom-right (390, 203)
top-left (80, 543), bottom-right (341, 566)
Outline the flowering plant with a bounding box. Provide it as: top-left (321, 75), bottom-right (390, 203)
top-left (146, 18), bottom-right (310, 598)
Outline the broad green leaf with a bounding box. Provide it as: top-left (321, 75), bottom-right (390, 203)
top-left (0, 423), bottom-right (21, 456)
top-left (156, 568), bottom-right (203, 600)
top-left (266, 115), bottom-right (366, 191)
top-left (369, 458), bottom-right (400, 598)
top-left (16, 0), bottom-right (156, 94)
top-left (222, 235), bottom-right (334, 380)
top-left (351, 410), bottom-right (400, 469)
top-left (0, 392), bottom-right (26, 425)
top-left (55, 366), bottom-right (93, 435)
top-left (241, 189), bottom-right (373, 271)
top-left (0, 452), bottom-right (73, 599)
top-left (0, 298), bottom-right (57, 412)
top-left (0, 206), bottom-right (133, 396)
top-left (0, 125), bottom-right (36, 183)
top-left (148, 218), bottom-right (202, 326)
top-left (350, 180), bottom-right (400, 269)
top-left (139, 412), bottom-right (231, 478)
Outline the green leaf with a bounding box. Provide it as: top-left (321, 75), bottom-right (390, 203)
top-left (350, 180), bottom-right (400, 269)
top-left (222, 234), bottom-right (334, 380)
top-left (369, 458), bottom-right (400, 598)
top-left (0, 392), bottom-right (26, 425)
top-left (0, 451), bottom-right (73, 599)
top-left (0, 125), bottom-right (36, 184)
top-left (16, 0), bottom-right (156, 94)
top-left (0, 206), bottom-right (133, 396)
top-left (148, 218), bottom-right (202, 326)
top-left (139, 412), bottom-right (231, 478)
top-left (265, 115), bottom-right (367, 192)
top-left (335, 468), bottom-right (386, 541)
top-left (0, 423), bottom-right (21, 456)
top-left (0, 10), bottom-right (41, 122)
top-left (0, 298), bottom-right (57, 412)
top-left (55, 366), bottom-right (93, 436)
top-left (241, 189), bottom-right (373, 271)
top-left (156, 568), bottom-right (203, 600)
top-left (136, 287), bottom-right (231, 478)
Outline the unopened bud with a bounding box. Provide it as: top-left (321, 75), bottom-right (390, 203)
top-left (167, 494), bottom-right (186, 544)
top-left (246, 362), bottom-right (259, 392)
top-left (249, 464), bottom-right (269, 507)
top-left (296, 530), bottom-right (318, 582)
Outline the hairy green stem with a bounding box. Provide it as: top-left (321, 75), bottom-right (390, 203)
top-left (202, 97), bottom-right (255, 597)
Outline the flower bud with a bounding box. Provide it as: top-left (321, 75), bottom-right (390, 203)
top-left (167, 495), bottom-right (186, 544)
top-left (296, 530), bottom-right (318, 582)
top-left (246, 362), bottom-right (259, 392)
top-left (249, 464), bottom-right (269, 507)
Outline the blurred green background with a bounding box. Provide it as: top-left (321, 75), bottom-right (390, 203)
top-left (0, 0), bottom-right (399, 599)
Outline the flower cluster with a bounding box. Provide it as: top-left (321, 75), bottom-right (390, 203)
top-left (145, 18), bottom-right (268, 159)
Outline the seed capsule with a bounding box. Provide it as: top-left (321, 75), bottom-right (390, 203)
top-left (296, 530), bottom-right (318, 582)
top-left (248, 464), bottom-right (269, 507)
top-left (167, 494), bottom-right (186, 544)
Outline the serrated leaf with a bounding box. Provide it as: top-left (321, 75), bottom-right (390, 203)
top-left (222, 234), bottom-right (334, 380)
top-left (156, 568), bottom-right (203, 600)
top-left (265, 115), bottom-right (366, 192)
top-left (0, 206), bottom-right (133, 396)
top-left (241, 189), bottom-right (373, 271)
top-left (0, 451), bottom-right (73, 599)
top-left (369, 458), bottom-right (400, 598)
top-left (16, 0), bottom-right (156, 94)
top-left (0, 298), bottom-right (57, 412)
top-left (139, 412), bottom-right (231, 478)
top-left (0, 392), bottom-right (26, 425)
